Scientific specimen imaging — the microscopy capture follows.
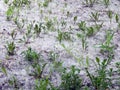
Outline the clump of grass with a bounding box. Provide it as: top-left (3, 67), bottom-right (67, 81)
top-left (83, 0), bottom-right (97, 7)
top-left (12, 0), bottom-right (30, 7)
top-left (8, 76), bottom-right (20, 89)
top-left (57, 30), bottom-right (71, 43)
top-left (77, 33), bottom-right (88, 50)
top-left (86, 23), bottom-right (103, 37)
top-left (73, 16), bottom-right (77, 24)
top-left (45, 19), bottom-right (54, 31)
top-left (10, 30), bottom-right (17, 40)
top-left (90, 12), bottom-right (100, 22)
top-left (99, 31), bottom-right (114, 57)
top-left (61, 19), bottom-right (67, 29)
top-left (0, 64), bottom-right (7, 76)
top-left (22, 47), bottom-right (39, 63)
top-left (59, 66), bottom-right (82, 90)
top-left (48, 51), bottom-right (58, 61)
top-left (19, 22), bottom-right (33, 44)
top-left (78, 21), bottom-right (103, 37)
top-left (13, 17), bottom-right (25, 30)
top-left (107, 10), bottom-right (113, 24)
top-left (103, 0), bottom-right (110, 8)
top-left (34, 23), bottom-right (45, 37)
top-left (78, 21), bottom-right (86, 32)
top-left (115, 62), bottom-right (120, 74)
top-left (5, 41), bottom-right (15, 55)
top-left (30, 63), bottom-right (47, 78)
top-left (43, 0), bottom-right (51, 7)
top-left (85, 57), bottom-right (112, 90)
top-left (6, 6), bottom-right (15, 21)
top-left (115, 14), bottom-right (119, 23)
top-left (35, 78), bottom-right (49, 90)
top-left (4, 0), bottom-right (9, 4)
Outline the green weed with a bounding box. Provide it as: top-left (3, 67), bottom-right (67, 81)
top-left (22, 47), bottom-right (39, 63)
top-left (77, 33), bottom-right (88, 50)
top-left (107, 10), bottom-right (113, 24)
top-left (19, 23), bottom-right (33, 44)
top-left (13, 17), bottom-right (22, 29)
top-left (8, 76), bottom-right (19, 89)
top-left (31, 63), bottom-right (47, 78)
top-left (61, 19), bottom-right (67, 29)
top-left (43, 0), bottom-right (51, 7)
top-left (34, 23), bottom-right (45, 37)
top-left (115, 62), bottom-right (120, 74)
top-left (5, 41), bottom-right (15, 55)
top-left (103, 0), bottom-right (110, 8)
top-left (12, 0), bottom-right (30, 7)
top-left (73, 16), bottom-right (77, 24)
top-left (115, 14), bottom-right (119, 23)
top-left (6, 6), bottom-right (14, 21)
top-left (78, 21), bottom-right (86, 32)
top-left (49, 51), bottom-right (58, 61)
top-left (4, 0), bottom-right (9, 4)
top-left (60, 66), bottom-right (82, 90)
top-left (83, 0), bottom-right (97, 7)
top-left (1, 65), bottom-right (7, 76)
top-left (46, 19), bottom-right (54, 31)
top-left (57, 30), bottom-right (71, 43)
top-left (85, 57), bottom-right (112, 90)
top-left (90, 12), bottom-right (100, 22)
top-left (10, 30), bottom-right (17, 40)
top-left (35, 78), bottom-right (49, 90)
top-left (99, 31), bottom-right (114, 57)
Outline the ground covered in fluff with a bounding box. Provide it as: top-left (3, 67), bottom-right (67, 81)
top-left (0, 0), bottom-right (120, 90)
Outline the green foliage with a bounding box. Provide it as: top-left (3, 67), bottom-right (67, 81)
top-left (116, 62), bottom-right (120, 74)
top-left (86, 26), bottom-right (95, 36)
top-left (78, 21), bottom-right (86, 32)
top-left (13, 17), bottom-right (21, 29)
top-left (49, 51), bottom-right (58, 61)
top-left (57, 30), bottom-right (71, 43)
top-left (61, 20), bottom-right (67, 28)
top-left (3, 1), bottom-right (120, 90)
top-left (31, 63), bottom-right (47, 78)
top-left (77, 33), bottom-right (88, 50)
top-left (4, 0), bottom-right (9, 4)
top-left (5, 41), bottom-right (15, 55)
top-left (12, 0), bottom-right (30, 7)
top-left (85, 57), bottom-right (112, 90)
top-left (107, 10), bottom-right (113, 23)
top-left (8, 76), bottom-right (19, 89)
top-left (107, 10), bottom-right (113, 19)
top-left (22, 47), bottom-right (39, 63)
top-left (99, 31), bottom-right (114, 57)
top-left (103, 0), bottom-right (110, 8)
top-left (78, 21), bottom-right (103, 36)
top-left (90, 12), bottom-right (100, 21)
top-left (46, 19), bottom-right (54, 31)
top-left (83, 0), bottom-right (97, 7)
top-left (6, 6), bottom-right (14, 21)
top-left (1, 65), bottom-right (7, 76)
top-left (19, 23), bottom-right (33, 44)
top-left (60, 66), bottom-right (82, 90)
top-left (66, 11), bottom-right (70, 18)
top-left (10, 30), bottom-right (17, 40)
top-left (48, 51), bottom-right (64, 73)
top-left (34, 23), bottom-right (45, 37)
top-left (115, 14), bottom-right (119, 23)
top-left (35, 78), bottom-right (49, 90)
top-left (43, 0), bottom-right (51, 7)
top-left (73, 16), bottom-right (77, 24)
